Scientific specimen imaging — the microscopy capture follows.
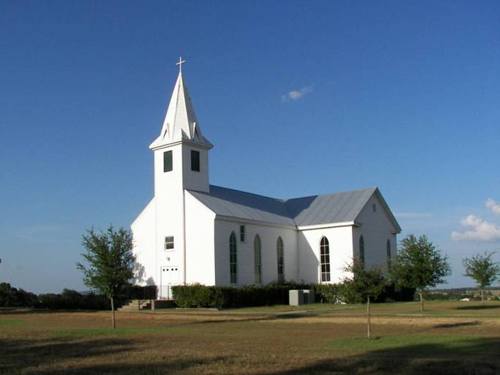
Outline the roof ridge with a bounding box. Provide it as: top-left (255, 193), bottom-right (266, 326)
top-left (284, 186), bottom-right (378, 203)
top-left (209, 184), bottom-right (286, 203)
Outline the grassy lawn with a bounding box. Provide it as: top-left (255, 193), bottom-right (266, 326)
top-left (0, 301), bottom-right (499, 374)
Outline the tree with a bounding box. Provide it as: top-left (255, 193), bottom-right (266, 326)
top-left (463, 252), bottom-right (499, 303)
top-left (77, 226), bottom-right (135, 328)
top-left (343, 259), bottom-right (386, 339)
top-left (390, 235), bottom-right (450, 312)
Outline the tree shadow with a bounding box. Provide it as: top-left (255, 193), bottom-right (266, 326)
top-left (0, 336), bottom-right (227, 374)
top-left (433, 320), bottom-right (480, 329)
top-left (267, 337), bottom-right (500, 375)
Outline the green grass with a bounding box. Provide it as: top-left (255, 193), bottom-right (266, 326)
top-left (0, 319), bottom-right (23, 327)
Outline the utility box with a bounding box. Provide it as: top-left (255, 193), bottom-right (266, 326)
top-left (289, 289), bottom-right (315, 306)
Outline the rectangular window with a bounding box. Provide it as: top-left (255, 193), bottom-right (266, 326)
top-left (164, 236), bottom-right (174, 250)
top-left (191, 150), bottom-right (200, 172)
top-left (240, 225), bottom-right (245, 242)
top-left (163, 151), bottom-right (173, 172)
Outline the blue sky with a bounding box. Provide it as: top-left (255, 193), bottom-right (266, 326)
top-left (1, 1), bottom-right (500, 292)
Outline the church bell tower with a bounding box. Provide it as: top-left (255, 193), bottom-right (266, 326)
top-left (149, 58), bottom-right (213, 290)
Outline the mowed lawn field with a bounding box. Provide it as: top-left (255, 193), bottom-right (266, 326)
top-left (1, 301), bottom-right (500, 374)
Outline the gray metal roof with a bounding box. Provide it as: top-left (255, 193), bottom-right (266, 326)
top-left (285, 188), bottom-right (377, 226)
top-left (188, 185), bottom-right (394, 229)
top-left (188, 186), bottom-right (295, 226)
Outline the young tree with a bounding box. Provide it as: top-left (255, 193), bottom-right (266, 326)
top-left (344, 259), bottom-right (386, 339)
top-left (463, 252), bottom-right (499, 304)
top-left (390, 234), bottom-right (450, 312)
top-left (77, 226), bottom-right (135, 328)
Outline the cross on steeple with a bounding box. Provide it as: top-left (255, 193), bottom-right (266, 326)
top-left (176, 56), bottom-right (186, 73)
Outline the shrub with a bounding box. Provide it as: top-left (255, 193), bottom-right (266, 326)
top-left (172, 283), bottom-right (311, 309)
top-left (123, 285), bottom-right (157, 300)
top-left (37, 289), bottom-right (109, 310)
top-left (311, 284), bottom-right (343, 303)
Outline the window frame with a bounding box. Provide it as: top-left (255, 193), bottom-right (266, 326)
top-left (229, 232), bottom-right (237, 284)
top-left (164, 236), bottom-right (174, 250)
top-left (190, 150), bottom-right (200, 172)
top-left (386, 239), bottom-right (391, 269)
top-left (277, 236), bottom-right (285, 283)
top-left (239, 225), bottom-right (246, 242)
top-left (359, 235), bottom-right (365, 266)
top-left (163, 150), bottom-right (173, 172)
top-left (320, 236), bottom-right (331, 282)
top-left (254, 235), bottom-right (262, 284)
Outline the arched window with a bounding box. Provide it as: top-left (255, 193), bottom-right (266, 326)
top-left (229, 232), bottom-right (237, 284)
top-left (254, 235), bottom-right (262, 284)
top-left (386, 239), bottom-right (391, 269)
top-left (277, 237), bottom-right (284, 283)
top-left (359, 235), bottom-right (365, 266)
top-left (320, 237), bottom-right (330, 282)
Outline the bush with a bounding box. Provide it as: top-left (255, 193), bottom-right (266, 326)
top-left (172, 283), bottom-right (311, 309)
top-left (123, 285), bottom-right (157, 300)
top-left (311, 284), bottom-right (343, 303)
top-left (37, 289), bottom-right (110, 310)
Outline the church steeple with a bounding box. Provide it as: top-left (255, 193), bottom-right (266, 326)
top-left (150, 60), bottom-right (213, 150)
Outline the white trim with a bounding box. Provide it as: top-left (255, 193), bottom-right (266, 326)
top-left (297, 221), bottom-right (356, 231)
top-left (215, 215), bottom-right (296, 230)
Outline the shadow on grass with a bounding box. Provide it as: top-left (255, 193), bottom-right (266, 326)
top-left (433, 320), bottom-right (480, 329)
top-left (0, 336), bottom-right (227, 374)
top-left (455, 304), bottom-right (500, 311)
top-left (269, 337), bottom-right (500, 375)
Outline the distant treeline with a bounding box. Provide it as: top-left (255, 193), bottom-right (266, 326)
top-left (0, 283), bottom-right (157, 310)
top-left (427, 287), bottom-right (500, 301)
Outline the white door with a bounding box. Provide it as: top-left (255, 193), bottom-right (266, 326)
top-left (159, 266), bottom-right (180, 300)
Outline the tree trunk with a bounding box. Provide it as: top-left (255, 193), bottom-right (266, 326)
top-left (367, 296), bottom-right (371, 339)
top-left (481, 289), bottom-right (485, 304)
top-left (419, 292), bottom-right (424, 313)
top-left (110, 297), bottom-right (116, 329)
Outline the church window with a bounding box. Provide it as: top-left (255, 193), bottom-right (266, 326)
top-left (277, 237), bottom-right (285, 283)
top-left (359, 236), bottom-right (365, 266)
top-left (320, 237), bottom-right (330, 282)
top-left (254, 235), bottom-right (262, 284)
top-left (372, 203), bottom-right (377, 212)
top-left (191, 150), bottom-right (200, 172)
top-left (163, 151), bottom-right (173, 172)
top-left (164, 236), bottom-right (174, 250)
top-left (240, 225), bottom-right (246, 242)
top-left (230, 232), bottom-right (237, 284)
top-left (386, 239), bottom-right (391, 269)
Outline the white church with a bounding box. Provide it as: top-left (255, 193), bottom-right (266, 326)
top-left (131, 61), bottom-right (401, 299)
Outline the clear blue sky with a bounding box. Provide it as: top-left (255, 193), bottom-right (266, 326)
top-left (1, 1), bottom-right (499, 292)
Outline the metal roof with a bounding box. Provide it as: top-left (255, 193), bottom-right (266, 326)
top-left (285, 188), bottom-right (377, 226)
top-left (188, 185), bottom-right (399, 230)
top-left (189, 186), bottom-right (294, 226)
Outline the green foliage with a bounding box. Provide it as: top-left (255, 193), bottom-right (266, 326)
top-left (0, 282), bottom-right (38, 307)
top-left (312, 282), bottom-right (415, 304)
top-left (312, 284), bottom-right (343, 303)
top-left (390, 234), bottom-right (451, 293)
top-left (37, 289), bottom-right (110, 310)
top-left (463, 252), bottom-right (499, 289)
top-left (172, 283), bottom-right (310, 309)
top-left (342, 259), bottom-right (386, 303)
top-left (77, 226), bottom-right (135, 299)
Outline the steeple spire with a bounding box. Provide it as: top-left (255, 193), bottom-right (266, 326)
top-left (150, 59), bottom-right (213, 150)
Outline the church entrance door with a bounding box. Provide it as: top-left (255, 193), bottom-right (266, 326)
top-left (159, 266), bottom-right (179, 300)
